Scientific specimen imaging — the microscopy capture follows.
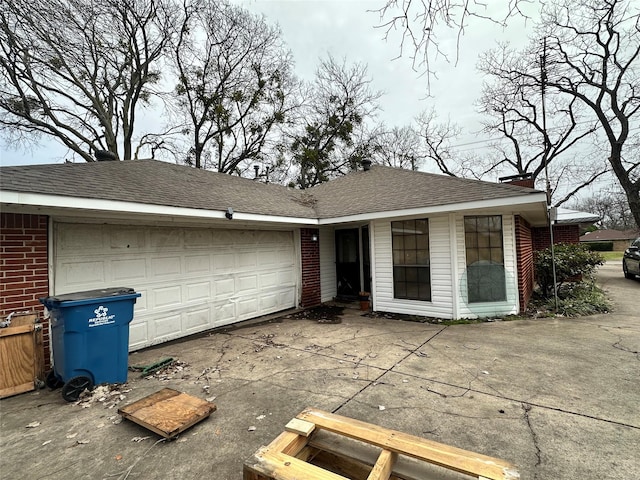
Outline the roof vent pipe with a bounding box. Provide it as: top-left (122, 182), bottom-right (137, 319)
top-left (95, 150), bottom-right (117, 161)
top-left (362, 159), bottom-right (372, 171)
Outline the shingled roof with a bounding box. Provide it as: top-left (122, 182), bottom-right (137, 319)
top-left (0, 160), bottom-right (317, 218)
top-left (0, 160), bottom-right (544, 220)
top-left (307, 164), bottom-right (542, 218)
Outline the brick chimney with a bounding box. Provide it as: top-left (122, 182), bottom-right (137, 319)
top-left (499, 173), bottom-right (534, 189)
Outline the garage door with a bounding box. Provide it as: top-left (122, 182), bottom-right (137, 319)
top-left (53, 223), bottom-right (297, 350)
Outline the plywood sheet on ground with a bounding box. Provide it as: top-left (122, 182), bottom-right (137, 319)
top-left (118, 388), bottom-right (216, 438)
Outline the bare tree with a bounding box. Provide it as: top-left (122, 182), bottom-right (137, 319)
top-left (538, 0), bottom-right (640, 227)
top-left (476, 42), bottom-right (608, 205)
top-left (289, 55), bottom-right (382, 189)
top-left (0, 0), bottom-right (178, 161)
top-left (172, 0), bottom-right (298, 174)
top-left (574, 187), bottom-right (636, 230)
top-left (414, 108), bottom-right (465, 177)
top-left (370, 125), bottom-right (424, 170)
top-left (373, 0), bottom-right (530, 86)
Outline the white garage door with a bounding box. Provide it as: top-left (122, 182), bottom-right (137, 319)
top-left (53, 223), bottom-right (297, 350)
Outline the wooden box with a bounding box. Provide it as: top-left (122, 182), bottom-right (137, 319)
top-left (0, 317), bottom-right (45, 399)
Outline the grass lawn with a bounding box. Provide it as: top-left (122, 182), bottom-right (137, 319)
top-left (601, 251), bottom-right (624, 261)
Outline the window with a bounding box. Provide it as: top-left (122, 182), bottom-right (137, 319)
top-left (465, 215), bottom-right (506, 302)
top-left (392, 219), bottom-right (430, 301)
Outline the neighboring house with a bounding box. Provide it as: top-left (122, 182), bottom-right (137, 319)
top-left (580, 229), bottom-right (640, 251)
top-left (1, 160), bottom-right (551, 362)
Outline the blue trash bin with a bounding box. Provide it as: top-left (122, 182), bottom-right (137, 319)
top-left (40, 287), bottom-right (141, 401)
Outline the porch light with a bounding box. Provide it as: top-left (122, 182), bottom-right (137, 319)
top-left (311, 233), bottom-right (319, 242)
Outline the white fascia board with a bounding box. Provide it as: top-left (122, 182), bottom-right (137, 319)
top-left (0, 191), bottom-right (318, 225)
top-left (317, 193), bottom-right (548, 225)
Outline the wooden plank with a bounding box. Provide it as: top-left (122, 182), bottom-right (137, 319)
top-left (0, 325), bottom-right (37, 399)
top-left (118, 388), bottom-right (216, 438)
top-left (367, 450), bottom-right (397, 480)
top-left (246, 448), bottom-right (350, 480)
top-left (9, 312), bottom-right (37, 327)
top-left (285, 418), bottom-right (315, 437)
top-left (0, 324), bottom-right (35, 337)
top-left (264, 431), bottom-right (309, 456)
top-left (297, 408), bottom-right (519, 480)
top-left (310, 432), bottom-right (463, 480)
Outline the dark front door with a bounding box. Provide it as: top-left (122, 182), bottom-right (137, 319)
top-left (335, 229), bottom-right (360, 298)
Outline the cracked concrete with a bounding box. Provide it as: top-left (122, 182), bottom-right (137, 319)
top-left (1, 261), bottom-right (639, 479)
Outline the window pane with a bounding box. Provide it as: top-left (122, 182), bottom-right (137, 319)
top-left (416, 249), bottom-right (430, 265)
top-left (464, 217), bottom-right (477, 232)
top-left (478, 232), bottom-right (490, 248)
top-left (392, 218), bottom-right (430, 301)
top-left (404, 250), bottom-right (417, 265)
top-left (465, 215), bottom-right (505, 303)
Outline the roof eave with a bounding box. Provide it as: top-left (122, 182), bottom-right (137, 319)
top-left (0, 191), bottom-right (319, 226)
top-left (317, 193), bottom-right (549, 225)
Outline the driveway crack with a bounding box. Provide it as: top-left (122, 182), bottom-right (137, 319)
top-left (522, 403), bottom-right (542, 478)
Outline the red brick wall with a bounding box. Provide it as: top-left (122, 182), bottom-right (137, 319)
top-left (514, 216), bottom-right (534, 313)
top-left (1, 213), bottom-right (50, 367)
top-left (532, 224), bottom-right (580, 250)
top-left (300, 228), bottom-right (321, 308)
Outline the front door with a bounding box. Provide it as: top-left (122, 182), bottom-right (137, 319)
top-left (335, 229), bottom-right (360, 298)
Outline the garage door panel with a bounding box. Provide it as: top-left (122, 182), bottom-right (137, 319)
top-left (112, 258), bottom-right (147, 282)
top-left (110, 227), bottom-right (146, 249)
top-left (237, 297), bottom-right (258, 318)
top-left (151, 256), bottom-right (181, 277)
top-left (55, 223), bottom-right (296, 351)
top-left (185, 255), bottom-right (210, 274)
top-left (153, 286), bottom-right (182, 308)
top-left (150, 313), bottom-right (183, 341)
top-left (237, 251), bottom-right (258, 269)
top-left (56, 224), bottom-right (104, 254)
top-left (213, 253), bottom-right (234, 272)
top-left (129, 320), bottom-right (148, 349)
top-left (150, 229), bottom-right (182, 249)
top-left (184, 308), bottom-right (210, 331)
top-left (214, 278), bottom-right (235, 297)
top-left (184, 229), bottom-right (212, 247)
top-left (236, 275), bottom-right (257, 294)
top-left (213, 302), bottom-right (235, 326)
top-left (58, 260), bottom-right (106, 287)
top-left (186, 282), bottom-right (210, 302)
top-left (260, 272), bottom-right (278, 289)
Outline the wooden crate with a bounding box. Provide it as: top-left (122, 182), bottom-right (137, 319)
top-left (0, 321), bottom-right (45, 399)
top-left (244, 407), bottom-right (520, 480)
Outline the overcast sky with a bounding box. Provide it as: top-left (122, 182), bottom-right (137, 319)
top-left (0, 0), bottom-right (538, 170)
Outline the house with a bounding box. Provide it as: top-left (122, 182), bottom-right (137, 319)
top-left (1, 159), bottom-right (550, 362)
top-left (580, 229), bottom-right (640, 251)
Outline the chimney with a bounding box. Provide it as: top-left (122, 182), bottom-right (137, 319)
top-left (362, 159), bottom-right (372, 171)
top-left (95, 150), bottom-right (117, 161)
top-left (499, 173), bottom-right (534, 189)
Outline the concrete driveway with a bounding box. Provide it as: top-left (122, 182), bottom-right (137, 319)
top-left (1, 262), bottom-right (638, 479)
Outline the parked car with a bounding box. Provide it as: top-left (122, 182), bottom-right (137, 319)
top-left (623, 237), bottom-right (640, 279)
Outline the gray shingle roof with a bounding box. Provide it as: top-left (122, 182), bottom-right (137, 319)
top-left (308, 165), bottom-right (542, 218)
top-left (0, 160), bottom-right (317, 218)
top-left (0, 160), bottom-right (543, 219)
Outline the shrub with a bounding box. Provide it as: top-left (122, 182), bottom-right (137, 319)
top-left (529, 280), bottom-right (610, 317)
top-left (585, 241), bottom-right (614, 252)
top-left (534, 243), bottom-right (604, 298)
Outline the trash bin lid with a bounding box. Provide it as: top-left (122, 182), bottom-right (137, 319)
top-left (43, 287), bottom-right (137, 303)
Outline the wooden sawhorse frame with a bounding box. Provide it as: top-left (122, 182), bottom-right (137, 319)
top-left (244, 407), bottom-right (519, 480)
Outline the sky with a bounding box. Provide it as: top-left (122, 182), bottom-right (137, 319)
top-left (0, 0), bottom-right (537, 169)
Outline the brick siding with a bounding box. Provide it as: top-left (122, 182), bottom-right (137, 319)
top-left (300, 228), bottom-right (321, 308)
top-left (1, 213), bottom-right (50, 368)
top-left (532, 224), bottom-right (580, 250)
top-left (514, 216), bottom-right (534, 313)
